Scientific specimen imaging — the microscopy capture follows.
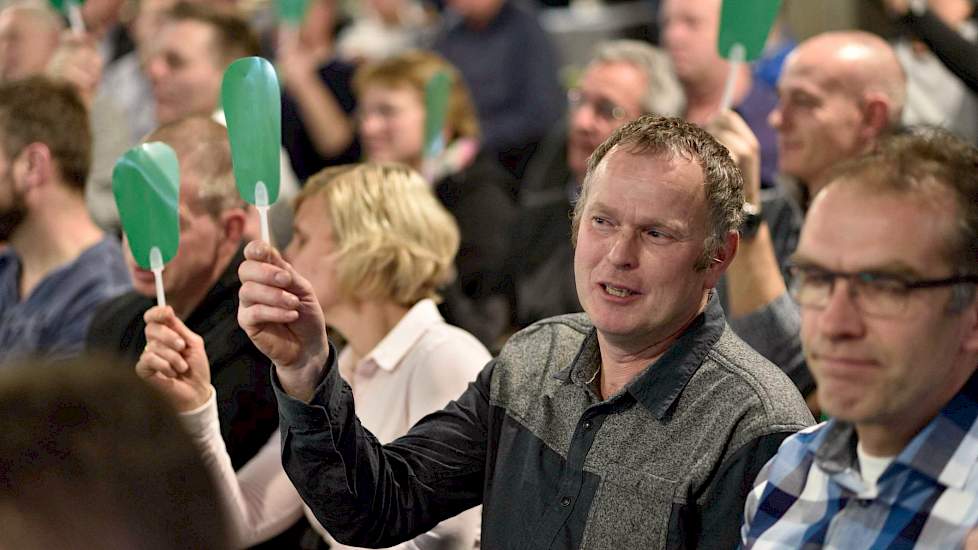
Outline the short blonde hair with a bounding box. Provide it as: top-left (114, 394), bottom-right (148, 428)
top-left (296, 163), bottom-right (460, 307)
top-left (353, 50), bottom-right (480, 141)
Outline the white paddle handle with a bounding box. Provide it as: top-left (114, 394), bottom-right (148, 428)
top-left (67, 1), bottom-right (85, 34)
top-left (255, 181), bottom-right (271, 244)
top-left (719, 43), bottom-right (746, 113)
top-left (150, 246), bottom-right (166, 308)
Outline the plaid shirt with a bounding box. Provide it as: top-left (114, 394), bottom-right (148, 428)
top-left (742, 371), bottom-right (978, 549)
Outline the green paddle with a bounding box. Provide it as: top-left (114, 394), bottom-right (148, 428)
top-left (112, 142), bottom-right (180, 307)
top-left (48, 0), bottom-right (86, 33)
top-left (276, 0), bottom-right (311, 25)
top-left (221, 56), bottom-right (281, 243)
top-left (717, 0), bottom-right (782, 110)
top-left (423, 71), bottom-right (452, 160)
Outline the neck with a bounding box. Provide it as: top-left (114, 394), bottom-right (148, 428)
top-left (683, 64), bottom-right (751, 125)
top-left (10, 189), bottom-right (103, 299)
top-left (595, 294), bottom-right (706, 399)
top-left (333, 299), bottom-right (410, 360)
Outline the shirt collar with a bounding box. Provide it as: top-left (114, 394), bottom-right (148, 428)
top-left (810, 369), bottom-right (978, 490)
top-left (363, 299), bottom-right (444, 372)
top-left (553, 292), bottom-right (726, 419)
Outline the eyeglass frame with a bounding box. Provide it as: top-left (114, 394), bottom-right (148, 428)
top-left (566, 88), bottom-right (631, 124)
top-left (787, 262), bottom-right (978, 318)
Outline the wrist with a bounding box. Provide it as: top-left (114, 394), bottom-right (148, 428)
top-left (740, 202), bottom-right (764, 240)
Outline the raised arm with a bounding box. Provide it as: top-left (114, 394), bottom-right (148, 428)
top-left (135, 305), bottom-right (304, 548)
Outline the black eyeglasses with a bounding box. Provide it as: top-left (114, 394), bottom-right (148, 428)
top-left (567, 89), bottom-right (628, 123)
top-left (788, 263), bottom-right (978, 318)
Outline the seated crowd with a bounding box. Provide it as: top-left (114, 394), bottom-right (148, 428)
top-left (1, 0), bottom-right (978, 548)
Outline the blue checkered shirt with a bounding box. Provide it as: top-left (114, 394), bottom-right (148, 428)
top-left (742, 372), bottom-right (978, 549)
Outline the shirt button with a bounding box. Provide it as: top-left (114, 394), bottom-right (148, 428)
top-left (858, 499), bottom-right (872, 508)
top-left (560, 496), bottom-right (571, 507)
top-left (582, 420), bottom-right (592, 430)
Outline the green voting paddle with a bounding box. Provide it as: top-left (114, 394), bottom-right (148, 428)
top-left (48, 0), bottom-right (86, 33)
top-left (276, 0), bottom-right (310, 25)
top-left (423, 71), bottom-right (452, 160)
top-left (112, 142), bottom-right (180, 307)
top-left (222, 56), bottom-right (281, 243)
top-left (717, 0), bottom-right (782, 110)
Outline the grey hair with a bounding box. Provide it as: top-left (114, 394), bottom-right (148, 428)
top-left (590, 39), bottom-right (686, 118)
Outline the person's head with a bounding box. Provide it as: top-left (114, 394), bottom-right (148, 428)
top-left (0, 357), bottom-right (229, 549)
top-left (445, 0), bottom-right (504, 26)
top-left (793, 129), bottom-right (978, 450)
top-left (659, 0), bottom-right (725, 91)
top-left (0, 3), bottom-right (63, 82)
top-left (770, 31), bottom-right (906, 196)
top-left (567, 39), bottom-right (685, 180)
top-left (0, 76), bottom-right (91, 241)
top-left (146, 2), bottom-right (259, 124)
top-left (354, 50), bottom-right (479, 169)
top-left (572, 115), bottom-right (743, 351)
top-left (125, 116), bottom-right (246, 315)
top-left (286, 163), bottom-right (459, 327)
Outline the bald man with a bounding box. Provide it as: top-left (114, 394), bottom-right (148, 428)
top-left (770, 31), bottom-right (906, 202)
top-left (710, 31), bottom-right (907, 403)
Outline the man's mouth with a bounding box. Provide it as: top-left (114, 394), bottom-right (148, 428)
top-left (603, 283), bottom-right (637, 298)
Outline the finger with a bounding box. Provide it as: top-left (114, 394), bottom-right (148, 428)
top-left (145, 323), bottom-right (186, 355)
top-left (137, 351), bottom-right (180, 379)
top-left (239, 280), bottom-right (301, 310)
top-left (145, 341), bottom-right (190, 374)
top-left (239, 254), bottom-right (293, 290)
top-left (238, 302), bottom-right (301, 328)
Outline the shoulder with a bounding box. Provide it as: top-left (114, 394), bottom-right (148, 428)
top-left (410, 321), bottom-right (493, 378)
top-left (493, 313), bottom-right (591, 381)
top-left (692, 327), bottom-right (814, 441)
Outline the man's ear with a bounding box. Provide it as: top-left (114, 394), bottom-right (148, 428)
top-left (963, 291), bottom-right (978, 355)
top-left (704, 230), bottom-right (738, 290)
top-left (15, 142), bottom-right (53, 196)
top-left (220, 207), bottom-right (247, 244)
top-left (860, 94), bottom-right (892, 143)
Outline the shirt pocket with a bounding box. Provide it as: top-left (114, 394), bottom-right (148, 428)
top-left (582, 465), bottom-right (678, 550)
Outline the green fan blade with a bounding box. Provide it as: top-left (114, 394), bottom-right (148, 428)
top-left (423, 71), bottom-right (452, 159)
top-left (276, 0), bottom-right (310, 24)
top-left (717, 0), bottom-right (782, 61)
top-left (48, 0), bottom-right (84, 14)
top-left (221, 56), bottom-right (281, 206)
top-left (112, 142), bottom-right (180, 270)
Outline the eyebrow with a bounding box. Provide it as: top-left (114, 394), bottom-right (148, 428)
top-left (587, 200), bottom-right (691, 236)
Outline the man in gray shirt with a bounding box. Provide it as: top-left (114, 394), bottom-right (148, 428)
top-left (232, 116), bottom-right (814, 548)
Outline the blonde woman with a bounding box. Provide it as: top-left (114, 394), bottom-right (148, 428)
top-left (136, 163), bottom-right (487, 549)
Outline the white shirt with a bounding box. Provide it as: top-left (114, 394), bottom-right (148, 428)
top-left (182, 299), bottom-right (489, 549)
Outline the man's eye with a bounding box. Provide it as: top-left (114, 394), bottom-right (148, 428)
top-left (862, 276), bottom-right (909, 297)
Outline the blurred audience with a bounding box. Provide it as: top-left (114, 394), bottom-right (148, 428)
top-left (278, 0), bottom-right (361, 183)
top-left (660, 0), bottom-right (781, 185)
top-left (336, 0), bottom-right (431, 63)
top-left (0, 1), bottom-right (129, 233)
top-left (891, 0), bottom-right (978, 142)
top-left (0, 356), bottom-right (230, 549)
top-left (0, 77), bottom-right (129, 364)
top-left (885, 0), bottom-right (978, 94)
top-left (434, 0), bottom-right (563, 178)
top-left (146, 1), bottom-right (298, 243)
top-left (354, 50), bottom-right (516, 349)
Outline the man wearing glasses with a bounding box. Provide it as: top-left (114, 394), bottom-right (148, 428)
top-left (742, 128), bottom-right (978, 547)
